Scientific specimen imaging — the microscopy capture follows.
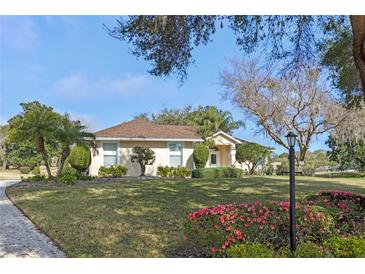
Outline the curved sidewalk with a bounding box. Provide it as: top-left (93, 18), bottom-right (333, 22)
top-left (0, 180), bottom-right (64, 258)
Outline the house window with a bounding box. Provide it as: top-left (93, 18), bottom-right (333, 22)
top-left (103, 143), bottom-right (117, 167)
top-left (169, 143), bottom-right (182, 167)
top-left (210, 154), bottom-right (217, 165)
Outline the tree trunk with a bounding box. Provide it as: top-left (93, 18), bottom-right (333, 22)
top-left (350, 15), bottom-right (365, 96)
top-left (57, 146), bottom-right (70, 176)
top-left (140, 164), bottom-right (146, 176)
top-left (298, 143), bottom-right (309, 163)
top-left (37, 136), bottom-right (53, 179)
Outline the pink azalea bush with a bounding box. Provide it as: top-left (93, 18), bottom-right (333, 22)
top-left (304, 190), bottom-right (365, 234)
top-left (184, 190), bottom-right (365, 257)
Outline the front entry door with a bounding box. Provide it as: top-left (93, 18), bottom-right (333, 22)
top-left (209, 150), bottom-right (220, 167)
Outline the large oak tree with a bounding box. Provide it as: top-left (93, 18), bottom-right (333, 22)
top-left (220, 60), bottom-right (349, 162)
top-left (108, 15), bottom-right (365, 100)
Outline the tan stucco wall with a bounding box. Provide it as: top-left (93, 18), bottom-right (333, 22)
top-left (218, 145), bottom-right (231, 167)
top-left (89, 140), bottom-right (196, 176)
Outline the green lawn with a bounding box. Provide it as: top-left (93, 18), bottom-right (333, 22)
top-left (6, 175), bottom-right (365, 257)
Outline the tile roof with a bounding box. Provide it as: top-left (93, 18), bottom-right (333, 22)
top-left (95, 119), bottom-right (202, 140)
top-left (234, 137), bottom-right (275, 150)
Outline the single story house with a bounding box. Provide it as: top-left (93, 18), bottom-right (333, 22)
top-left (89, 119), bottom-right (271, 176)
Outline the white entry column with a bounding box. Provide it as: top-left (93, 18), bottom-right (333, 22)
top-left (230, 145), bottom-right (236, 166)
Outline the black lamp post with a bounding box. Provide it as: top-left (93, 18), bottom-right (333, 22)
top-left (286, 131), bottom-right (297, 252)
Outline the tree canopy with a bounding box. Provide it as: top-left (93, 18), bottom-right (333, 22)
top-left (108, 15), bottom-right (365, 101)
top-left (236, 143), bottom-right (270, 175)
top-left (6, 101), bottom-right (94, 178)
top-left (326, 136), bottom-right (365, 171)
top-left (221, 60), bottom-right (351, 161)
top-left (134, 105), bottom-right (244, 139)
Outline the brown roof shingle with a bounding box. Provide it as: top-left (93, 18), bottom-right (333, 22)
top-left (95, 119), bottom-right (202, 140)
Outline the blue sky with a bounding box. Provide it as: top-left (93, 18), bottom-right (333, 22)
top-left (0, 16), bottom-right (329, 154)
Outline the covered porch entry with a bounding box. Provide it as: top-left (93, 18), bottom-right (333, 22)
top-left (205, 131), bottom-right (243, 168)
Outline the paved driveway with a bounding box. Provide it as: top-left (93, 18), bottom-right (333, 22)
top-left (0, 180), bottom-right (64, 258)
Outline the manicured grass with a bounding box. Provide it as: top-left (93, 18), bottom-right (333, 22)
top-left (6, 175), bottom-right (365, 257)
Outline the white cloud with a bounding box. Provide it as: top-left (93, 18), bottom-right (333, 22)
top-left (51, 72), bottom-right (91, 100)
top-left (0, 16), bottom-right (39, 52)
top-left (54, 107), bottom-right (102, 132)
top-left (50, 72), bottom-right (178, 101)
top-left (69, 112), bottom-right (102, 132)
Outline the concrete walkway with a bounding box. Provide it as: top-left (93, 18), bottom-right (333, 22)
top-left (0, 180), bottom-right (64, 258)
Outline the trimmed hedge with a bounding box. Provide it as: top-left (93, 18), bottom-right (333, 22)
top-left (191, 167), bottom-right (244, 178)
top-left (99, 165), bottom-right (128, 178)
top-left (157, 166), bottom-right (191, 178)
top-left (193, 144), bottom-right (209, 168)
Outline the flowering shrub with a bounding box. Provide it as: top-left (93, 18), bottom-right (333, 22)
top-left (184, 191), bottom-right (365, 256)
top-left (184, 199), bottom-right (335, 256)
top-left (304, 190), bottom-right (365, 234)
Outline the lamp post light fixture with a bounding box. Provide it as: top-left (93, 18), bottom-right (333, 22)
top-left (286, 131), bottom-right (298, 252)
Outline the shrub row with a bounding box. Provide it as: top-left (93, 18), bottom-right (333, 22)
top-left (98, 165), bottom-right (128, 178)
top-left (225, 237), bottom-right (365, 258)
top-left (191, 167), bottom-right (244, 178)
top-left (157, 166), bottom-right (191, 178)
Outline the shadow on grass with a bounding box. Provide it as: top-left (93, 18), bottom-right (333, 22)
top-left (6, 176), bottom-right (365, 257)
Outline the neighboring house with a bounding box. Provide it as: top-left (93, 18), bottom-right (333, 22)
top-left (89, 119), bottom-right (271, 176)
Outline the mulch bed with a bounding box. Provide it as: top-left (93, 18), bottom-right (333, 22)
top-left (9, 176), bottom-right (161, 189)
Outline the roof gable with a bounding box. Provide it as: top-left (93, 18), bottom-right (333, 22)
top-left (207, 131), bottom-right (243, 145)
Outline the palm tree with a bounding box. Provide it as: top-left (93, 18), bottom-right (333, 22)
top-left (191, 106), bottom-right (245, 139)
top-left (55, 114), bottom-right (95, 176)
top-left (8, 102), bottom-right (60, 178)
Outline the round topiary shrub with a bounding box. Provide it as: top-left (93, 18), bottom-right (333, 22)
top-left (193, 143), bottom-right (209, 168)
top-left (68, 145), bottom-right (91, 173)
top-left (19, 166), bottom-right (31, 174)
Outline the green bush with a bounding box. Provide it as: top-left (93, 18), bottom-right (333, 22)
top-left (276, 161), bottom-right (289, 175)
top-left (294, 242), bottom-right (325, 258)
top-left (193, 144), bottom-right (209, 168)
top-left (22, 175), bottom-right (46, 182)
top-left (302, 162), bottom-right (316, 176)
top-left (130, 146), bottom-right (155, 176)
top-left (98, 165), bottom-right (128, 178)
top-left (226, 243), bottom-right (275, 258)
top-left (265, 165), bottom-right (274, 175)
top-left (324, 236), bottom-right (365, 258)
top-left (191, 167), bottom-right (244, 178)
top-left (157, 166), bottom-right (191, 178)
top-left (68, 145), bottom-right (91, 173)
top-left (19, 166), bottom-right (31, 174)
top-left (31, 166), bottom-right (40, 175)
top-left (62, 166), bottom-right (79, 176)
top-left (56, 166), bottom-right (78, 185)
